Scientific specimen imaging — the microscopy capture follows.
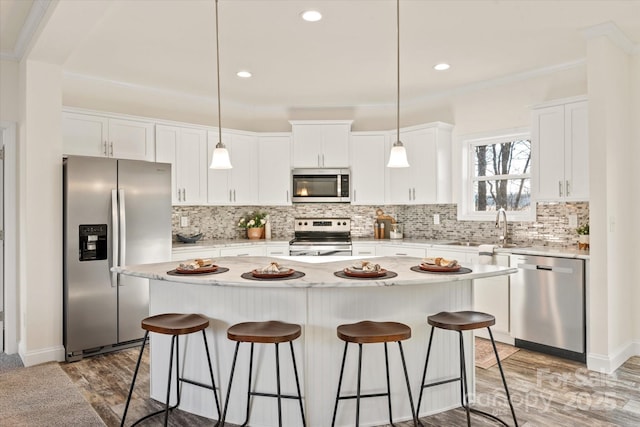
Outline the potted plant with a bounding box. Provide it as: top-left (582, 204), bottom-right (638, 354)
top-left (238, 211), bottom-right (267, 239)
top-left (576, 223), bottom-right (589, 250)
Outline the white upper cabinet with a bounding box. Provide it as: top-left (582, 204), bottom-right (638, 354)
top-left (386, 123), bottom-right (452, 205)
top-left (62, 111), bottom-right (155, 161)
top-left (207, 131), bottom-right (258, 205)
top-left (350, 132), bottom-right (386, 205)
top-left (532, 98), bottom-right (588, 201)
top-left (258, 134), bottom-right (292, 205)
top-left (156, 125), bottom-right (208, 205)
top-left (290, 120), bottom-right (352, 168)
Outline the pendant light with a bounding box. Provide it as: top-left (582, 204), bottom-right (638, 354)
top-left (387, 0), bottom-right (410, 168)
top-left (210, 0), bottom-right (232, 169)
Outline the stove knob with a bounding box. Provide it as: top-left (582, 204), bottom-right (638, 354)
top-left (342, 221), bottom-right (347, 226)
top-left (304, 222), bottom-right (308, 226)
top-left (298, 221), bottom-right (302, 226)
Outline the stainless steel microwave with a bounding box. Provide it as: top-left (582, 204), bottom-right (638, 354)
top-left (291, 168), bottom-right (350, 203)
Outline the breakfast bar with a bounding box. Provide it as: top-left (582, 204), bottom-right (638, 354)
top-left (114, 256), bottom-right (517, 426)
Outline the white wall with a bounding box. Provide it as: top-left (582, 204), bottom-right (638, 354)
top-left (18, 59), bottom-right (65, 365)
top-left (632, 54), bottom-right (640, 346)
top-left (1, 59), bottom-right (20, 122)
top-left (586, 34), bottom-right (637, 372)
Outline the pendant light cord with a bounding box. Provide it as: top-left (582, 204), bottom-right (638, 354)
top-left (396, 0), bottom-right (400, 145)
top-left (215, 0), bottom-right (222, 147)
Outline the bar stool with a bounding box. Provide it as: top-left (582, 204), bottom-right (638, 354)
top-left (416, 311), bottom-right (518, 427)
top-left (331, 320), bottom-right (417, 427)
top-left (220, 320), bottom-right (306, 427)
top-left (120, 313), bottom-right (221, 427)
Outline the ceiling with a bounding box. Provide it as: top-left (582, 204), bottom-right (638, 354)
top-left (2, 0), bottom-right (640, 111)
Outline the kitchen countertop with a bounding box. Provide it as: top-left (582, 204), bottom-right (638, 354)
top-left (173, 237), bottom-right (589, 259)
top-left (114, 255), bottom-right (517, 288)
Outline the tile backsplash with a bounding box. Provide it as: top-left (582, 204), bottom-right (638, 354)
top-left (173, 202), bottom-right (589, 248)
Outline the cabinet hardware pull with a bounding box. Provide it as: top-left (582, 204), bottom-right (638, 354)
top-left (412, 188), bottom-right (416, 200)
top-left (177, 189), bottom-right (181, 202)
top-left (322, 154), bottom-right (325, 166)
top-left (286, 190), bottom-right (289, 202)
top-left (182, 189), bottom-right (186, 201)
top-left (397, 253), bottom-right (407, 256)
top-left (408, 188), bottom-right (411, 200)
top-left (103, 141), bottom-right (108, 156)
top-left (353, 189), bottom-right (356, 202)
top-left (566, 180), bottom-right (570, 196)
top-left (558, 181), bottom-right (563, 197)
top-left (229, 190), bottom-right (232, 202)
top-left (233, 189), bottom-right (236, 202)
top-left (317, 154), bottom-right (320, 167)
top-left (109, 142), bottom-right (114, 156)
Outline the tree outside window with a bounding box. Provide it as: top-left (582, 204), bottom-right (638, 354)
top-left (470, 136), bottom-right (531, 214)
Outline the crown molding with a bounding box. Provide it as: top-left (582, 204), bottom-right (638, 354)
top-left (582, 21), bottom-right (639, 55)
top-left (0, 0), bottom-right (52, 61)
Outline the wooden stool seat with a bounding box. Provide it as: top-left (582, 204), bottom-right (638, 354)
top-left (227, 320), bottom-right (301, 343)
top-left (337, 320), bottom-right (411, 343)
top-left (142, 313), bottom-right (209, 335)
top-left (427, 310), bottom-right (495, 331)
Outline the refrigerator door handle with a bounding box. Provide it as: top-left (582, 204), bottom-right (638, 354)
top-left (111, 189), bottom-right (119, 287)
top-left (118, 188), bottom-right (127, 285)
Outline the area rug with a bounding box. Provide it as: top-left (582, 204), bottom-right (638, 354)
top-left (0, 362), bottom-right (106, 426)
top-left (475, 337), bottom-right (520, 369)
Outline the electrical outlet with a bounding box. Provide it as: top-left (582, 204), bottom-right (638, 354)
top-left (180, 216), bottom-right (189, 227)
top-left (433, 214), bottom-right (440, 225)
top-left (568, 214), bottom-right (577, 227)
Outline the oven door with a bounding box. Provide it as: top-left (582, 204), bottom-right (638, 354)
top-left (289, 244), bottom-right (352, 256)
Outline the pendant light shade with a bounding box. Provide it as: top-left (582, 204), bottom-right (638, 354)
top-left (387, 0), bottom-right (409, 168)
top-left (210, 0), bottom-right (232, 169)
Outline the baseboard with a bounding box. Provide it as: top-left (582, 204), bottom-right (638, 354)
top-left (19, 345), bottom-right (66, 367)
top-left (587, 340), bottom-right (640, 374)
top-left (475, 329), bottom-right (514, 346)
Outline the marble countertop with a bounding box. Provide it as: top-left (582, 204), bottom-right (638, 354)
top-left (173, 238), bottom-right (589, 259)
top-left (113, 255), bottom-right (517, 289)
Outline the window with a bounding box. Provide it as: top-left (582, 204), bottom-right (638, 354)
top-left (460, 130), bottom-right (533, 221)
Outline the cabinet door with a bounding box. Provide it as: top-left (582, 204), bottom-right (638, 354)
top-left (258, 135), bottom-right (291, 205)
top-left (62, 112), bottom-right (108, 157)
top-left (230, 134), bottom-right (258, 204)
top-left (321, 124), bottom-right (350, 167)
top-left (177, 128), bottom-right (208, 204)
top-left (350, 134), bottom-right (386, 205)
top-left (265, 245), bottom-right (289, 256)
top-left (352, 243), bottom-right (377, 257)
top-left (377, 245), bottom-right (425, 257)
top-left (207, 132), bottom-right (257, 205)
top-left (387, 128), bottom-right (438, 204)
top-left (220, 246), bottom-right (266, 257)
top-left (472, 254), bottom-right (510, 340)
top-left (108, 118), bottom-right (155, 161)
top-left (292, 125), bottom-right (322, 167)
top-left (533, 105), bottom-right (566, 200)
top-left (155, 125), bottom-right (180, 204)
top-left (564, 101), bottom-right (589, 200)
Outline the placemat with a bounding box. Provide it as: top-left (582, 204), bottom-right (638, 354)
top-left (410, 266), bottom-right (472, 275)
top-left (333, 270), bottom-right (398, 280)
top-left (241, 271), bottom-right (306, 281)
top-left (167, 267), bottom-right (229, 276)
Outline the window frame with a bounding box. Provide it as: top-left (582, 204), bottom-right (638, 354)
top-left (458, 128), bottom-right (535, 222)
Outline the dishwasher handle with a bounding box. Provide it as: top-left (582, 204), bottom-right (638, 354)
top-left (518, 263), bottom-right (574, 274)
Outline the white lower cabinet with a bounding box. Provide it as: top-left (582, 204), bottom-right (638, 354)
top-left (265, 244), bottom-right (290, 256)
top-left (171, 248), bottom-right (221, 262)
top-left (376, 244), bottom-right (425, 258)
top-left (351, 243), bottom-right (377, 257)
top-left (471, 254), bottom-right (511, 343)
top-left (220, 246), bottom-right (266, 257)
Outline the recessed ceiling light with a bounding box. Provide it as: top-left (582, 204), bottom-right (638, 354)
top-left (236, 70), bottom-right (252, 78)
top-left (434, 63), bottom-right (450, 71)
top-left (301, 10), bottom-right (322, 22)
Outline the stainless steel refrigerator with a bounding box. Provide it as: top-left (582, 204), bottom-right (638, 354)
top-left (63, 156), bottom-right (171, 362)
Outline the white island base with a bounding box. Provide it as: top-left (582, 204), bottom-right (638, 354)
top-left (116, 256), bottom-right (516, 427)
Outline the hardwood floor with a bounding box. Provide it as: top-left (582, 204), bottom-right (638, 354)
top-left (60, 345), bottom-right (640, 426)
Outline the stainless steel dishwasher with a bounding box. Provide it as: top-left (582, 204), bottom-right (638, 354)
top-left (510, 254), bottom-right (585, 362)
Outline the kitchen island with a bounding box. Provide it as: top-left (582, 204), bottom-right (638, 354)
top-left (114, 256), bottom-right (516, 427)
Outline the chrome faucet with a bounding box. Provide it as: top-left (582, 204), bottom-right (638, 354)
top-left (495, 208), bottom-right (508, 246)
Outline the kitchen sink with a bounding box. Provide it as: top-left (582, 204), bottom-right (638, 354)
top-left (443, 241), bottom-right (520, 248)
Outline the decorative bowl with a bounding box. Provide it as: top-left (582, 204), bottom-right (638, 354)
top-left (176, 233), bottom-right (203, 244)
